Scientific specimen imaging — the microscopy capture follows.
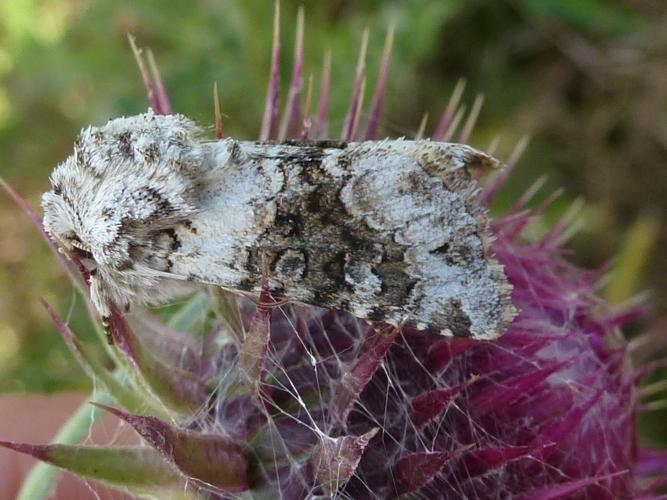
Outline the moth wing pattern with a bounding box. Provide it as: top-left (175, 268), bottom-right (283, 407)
top-left (42, 112), bottom-right (516, 339)
top-left (255, 139), bottom-right (514, 339)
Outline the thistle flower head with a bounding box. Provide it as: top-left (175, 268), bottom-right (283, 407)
top-left (2, 6), bottom-right (666, 499)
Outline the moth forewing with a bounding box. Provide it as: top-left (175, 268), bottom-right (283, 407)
top-left (42, 111), bottom-right (516, 339)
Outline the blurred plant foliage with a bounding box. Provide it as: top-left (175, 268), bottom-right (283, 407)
top-left (0, 0), bottom-right (665, 441)
top-left (516, 0), bottom-right (645, 35)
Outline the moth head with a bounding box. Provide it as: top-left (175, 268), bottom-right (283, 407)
top-left (42, 111), bottom-right (205, 316)
top-left (42, 173), bottom-right (115, 316)
top-left (41, 176), bottom-right (95, 262)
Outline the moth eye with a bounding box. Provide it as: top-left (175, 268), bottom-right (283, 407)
top-left (67, 233), bottom-right (95, 261)
top-left (71, 244), bottom-right (94, 261)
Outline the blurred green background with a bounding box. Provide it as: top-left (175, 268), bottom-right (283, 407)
top-left (0, 0), bottom-right (665, 445)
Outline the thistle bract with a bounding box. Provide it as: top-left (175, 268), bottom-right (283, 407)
top-left (2, 6), bottom-right (666, 500)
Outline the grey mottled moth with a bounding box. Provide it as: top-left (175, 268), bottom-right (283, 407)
top-left (42, 111), bottom-right (516, 339)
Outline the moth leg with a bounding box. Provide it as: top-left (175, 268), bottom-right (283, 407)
top-left (101, 317), bottom-right (114, 345)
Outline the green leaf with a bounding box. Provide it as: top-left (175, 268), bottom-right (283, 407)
top-left (4, 441), bottom-right (188, 496)
top-left (517, 0), bottom-right (644, 36)
top-left (605, 213), bottom-right (659, 305)
top-left (95, 403), bottom-right (249, 493)
top-left (41, 299), bottom-right (155, 414)
top-left (107, 308), bottom-right (207, 414)
top-left (168, 292), bottom-right (211, 333)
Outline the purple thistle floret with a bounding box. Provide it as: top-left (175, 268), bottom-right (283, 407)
top-left (2, 5), bottom-right (667, 499)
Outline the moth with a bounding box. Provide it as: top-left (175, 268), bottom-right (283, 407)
top-left (42, 111), bottom-right (516, 339)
